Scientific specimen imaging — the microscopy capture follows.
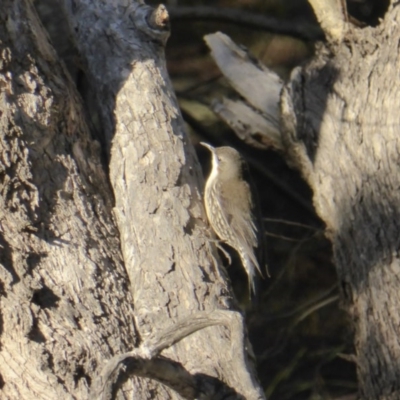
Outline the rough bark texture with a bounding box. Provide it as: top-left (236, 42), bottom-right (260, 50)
top-left (0, 0), bottom-right (138, 398)
top-left (0, 0), bottom-right (264, 399)
top-left (281, 3), bottom-right (400, 399)
top-left (60, 1), bottom-right (263, 397)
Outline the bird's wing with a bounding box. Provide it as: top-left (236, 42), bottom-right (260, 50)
top-left (218, 180), bottom-right (264, 280)
top-left (220, 181), bottom-right (258, 249)
top-left (232, 181), bottom-right (257, 242)
top-left (240, 162), bottom-right (268, 278)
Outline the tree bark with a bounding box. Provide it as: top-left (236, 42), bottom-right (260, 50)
top-left (0, 0), bottom-right (138, 398)
top-left (282, 2), bottom-right (400, 399)
top-left (61, 0), bottom-right (264, 397)
top-left (0, 0), bottom-right (264, 399)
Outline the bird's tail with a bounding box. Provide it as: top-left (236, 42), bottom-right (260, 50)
top-left (239, 249), bottom-right (262, 296)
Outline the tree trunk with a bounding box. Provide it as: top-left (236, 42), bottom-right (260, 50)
top-left (0, 0), bottom-right (263, 399)
top-left (281, 2), bottom-right (400, 398)
top-left (0, 0), bottom-right (138, 398)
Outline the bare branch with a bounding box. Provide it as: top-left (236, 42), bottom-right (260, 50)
top-left (168, 6), bottom-right (323, 41)
top-left (211, 97), bottom-right (283, 151)
top-left (204, 32), bottom-right (283, 128)
top-left (307, 0), bottom-right (348, 42)
top-left (92, 311), bottom-right (263, 400)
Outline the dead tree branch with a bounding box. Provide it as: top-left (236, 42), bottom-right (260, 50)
top-left (168, 6), bottom-right (323, 41)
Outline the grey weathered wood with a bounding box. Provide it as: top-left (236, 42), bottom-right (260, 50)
top-left (92, 310), bottom-right (251, 399)
top-left (212, 97), bottom-right (283, 150)
top-left (205, 32), bottom-right (282, 122)
top-left (308, 0), bottom-right (348, 41)
top-left (0, 0), bottom-right (137, 398)
top-left (283, 2), bottom-right (400, 399)
top-left (59, 0), bottom-right (265, 399)
top-left (205, 32), bottom-right (283, 151)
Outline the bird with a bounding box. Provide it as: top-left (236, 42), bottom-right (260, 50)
top-left (200, 142), bottom-right (264, 295)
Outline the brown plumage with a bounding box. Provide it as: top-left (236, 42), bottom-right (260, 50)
top-left (201, 143), bottom-right (263, 294)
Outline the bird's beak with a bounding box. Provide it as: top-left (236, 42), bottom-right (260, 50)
top-left (200, 142), bottom-right (219, 166)
top-left (200, 142), bottom-right (215, 153)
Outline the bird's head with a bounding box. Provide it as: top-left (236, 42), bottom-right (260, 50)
top-left (200, 143), bottom-right (243, 181)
